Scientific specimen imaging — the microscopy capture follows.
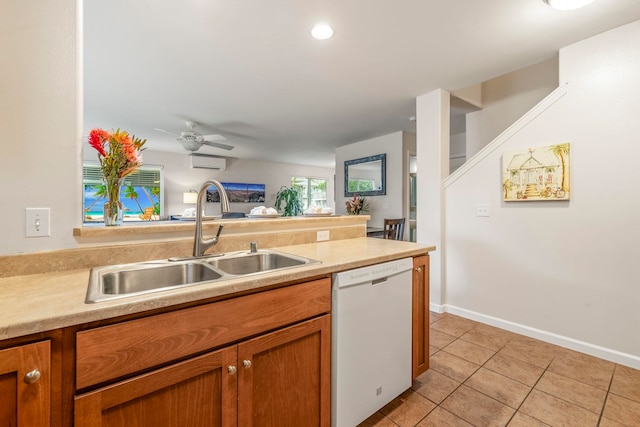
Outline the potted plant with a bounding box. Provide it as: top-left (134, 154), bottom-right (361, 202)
top-left (345, 194), bottom-right (369, 215)
top-left (275, 186), bottom-right (303, 216)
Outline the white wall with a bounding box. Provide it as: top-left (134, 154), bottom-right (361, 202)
top-left (443, 21), bottom-right (640, 367)
top-left (449, 133), bottom-right (466, 172)
top-left (335, 131), bottom-right (411, 228)
top-left (466, 57), bottom-right (559, 158)
top-left (0, 0), bottom-right (81, 255)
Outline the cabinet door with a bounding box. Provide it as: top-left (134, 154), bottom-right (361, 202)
top-left (237, 315), bottom-right (331, 427)
top-left (412, 255), bottom-right (430, 378)
top-left (0, 340), bottom-right (50, 427)
top-left (74, 346), bottom-right (237, 427)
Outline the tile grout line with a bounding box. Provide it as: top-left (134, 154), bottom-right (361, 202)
top-left (431, 324), bottom-right (520, 426)
top-left (504, 354), bottom-right (556, 427)
top-left (464, 329), bottom-right (541, 427)
top-left (434, 324), bottom-right (562, 427)
top-left (421, 324), bottom-right (483, 426)
top-left (596, 363), bottom-right (617, 426)
top-left (535, 354), bottom-right (615, 422)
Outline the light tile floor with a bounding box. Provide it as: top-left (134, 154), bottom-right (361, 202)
top-left (359, 312), bottom-right (640, 427)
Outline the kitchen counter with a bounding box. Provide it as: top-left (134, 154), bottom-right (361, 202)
top-left (0, 238), bottom-right (434, 341)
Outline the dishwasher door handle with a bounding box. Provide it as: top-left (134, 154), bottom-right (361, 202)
top-left (372, 277), bottom-right (388, 286)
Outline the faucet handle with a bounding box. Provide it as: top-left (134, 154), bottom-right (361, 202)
top-left (250, 242), bottom-right (258, 253)
top-left (215, 225), bottom-right (224, 238)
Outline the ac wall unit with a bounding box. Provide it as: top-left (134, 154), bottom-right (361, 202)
top-left (189, 153), bottom-right (226, 170)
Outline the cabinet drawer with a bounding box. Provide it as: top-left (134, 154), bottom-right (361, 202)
top-left (77, 278), bottom-right (330, 389)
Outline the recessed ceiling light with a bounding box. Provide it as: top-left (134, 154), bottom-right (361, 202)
top-left (543, 0), bottom-right (596, 10)
top-left (311, 23), bottom-right (334, 40)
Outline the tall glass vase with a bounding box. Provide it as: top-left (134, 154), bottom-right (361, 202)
top-left (104, 177), bottom-right (124, 226)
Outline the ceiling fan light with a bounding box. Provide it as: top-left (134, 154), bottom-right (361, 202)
top-left (181, 140), bottom-right (202, 151)
top-left (311, 23), bottom-right (334, 40)
top-left (543, 0), bottom-right (596, 10)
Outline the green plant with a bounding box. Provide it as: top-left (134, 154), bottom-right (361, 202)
top-left (275, 186), bottom-right (303, 216)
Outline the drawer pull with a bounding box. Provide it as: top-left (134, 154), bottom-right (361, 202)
top-left (415, 267), bottom-right (422, 273)
top-left (24, 369), bottom-right (41, 384)
top-left (227, 365), bottom-right (237, 375)
top-left (243, 360), bottom-right (252, 369)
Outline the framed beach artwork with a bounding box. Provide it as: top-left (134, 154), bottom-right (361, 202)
top-left (502, 144), bottom-right (570, 201)
top-left (207, 182), bottom-right (266, 203)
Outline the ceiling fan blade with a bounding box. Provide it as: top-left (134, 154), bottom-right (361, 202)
top-left (203, 140), bottom-right (234, 151)
top-left (154, 128), bottom-right (180, 137)
top-left (202, 134), bottom-right (227, 142)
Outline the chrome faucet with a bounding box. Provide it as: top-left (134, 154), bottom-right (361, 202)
top-left (193, 180), bottom-right (231, 257)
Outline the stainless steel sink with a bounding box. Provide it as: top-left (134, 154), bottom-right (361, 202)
top-left (85, 249), bottom-right (319, 303)
top-left (207, 251), bottom-right (312, 275)
top-left (86, 261), bottom-right (223, 303)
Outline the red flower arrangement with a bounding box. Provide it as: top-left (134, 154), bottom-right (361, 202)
top-left (87, 128), bottom-right (146, 225)
top-left (345, 194), bottom-right (369, 215)
top-left (88, 128), bottom-right (146, 180)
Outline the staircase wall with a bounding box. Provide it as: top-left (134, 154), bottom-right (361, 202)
top-left (441, 20), bottom-right (640, 368)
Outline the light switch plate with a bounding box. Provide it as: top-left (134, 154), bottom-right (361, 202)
top-left (26, 208), bottom-right (51, 237)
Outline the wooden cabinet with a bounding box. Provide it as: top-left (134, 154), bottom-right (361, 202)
top-left (74, 346), bottom-right (238, 426)
top-left (74, 279), bottom-right (331, 427)
top-left (75, 278), bottom-right (330, 390)
top-left (412, 255), bottom-right (430, 378)
top-left (74, 316), bottom-right (331, 427)
top-left (237, 315), bottom-right (330, 427)
top-left (0, 340), bottom-right (51, 427)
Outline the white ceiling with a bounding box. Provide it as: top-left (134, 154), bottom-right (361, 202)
top-left (83, 0), bottom-right (640, 168)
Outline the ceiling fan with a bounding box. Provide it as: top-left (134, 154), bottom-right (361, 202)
top-left (154, 121), bottom-right (234, 152)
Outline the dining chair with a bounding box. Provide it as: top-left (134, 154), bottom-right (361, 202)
top-left (383, 218), bottom-right (405, 240)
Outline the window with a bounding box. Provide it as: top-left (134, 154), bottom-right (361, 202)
top-left (292, 177), bottom-right (328, 210)
top-left (83, 163), bottom-right (164, 224)
top-left (347, 179), bottom-right (375, 193)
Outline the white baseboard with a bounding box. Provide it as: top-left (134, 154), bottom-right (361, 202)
top-left (430, 304), bottom-right (640, 370)
top-left (430, 302), bottom-right (445, 313)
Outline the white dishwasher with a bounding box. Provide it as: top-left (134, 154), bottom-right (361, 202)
top-left (331, 257), bottom-right (413, 427)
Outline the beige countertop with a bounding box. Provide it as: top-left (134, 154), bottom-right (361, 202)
top-left (0, 238), bottom-right (434, 341)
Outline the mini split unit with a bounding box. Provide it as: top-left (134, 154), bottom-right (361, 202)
top-left (189, 153), bottom-right (227, 170)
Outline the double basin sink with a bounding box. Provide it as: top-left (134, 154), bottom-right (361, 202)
top-left (86, 249), bottom-right (319, 303)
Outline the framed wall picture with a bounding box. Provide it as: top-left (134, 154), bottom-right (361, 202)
top-left (207, 182), bottom-right (266, 203)
top-left (502, 144), bottom-right (570, 201)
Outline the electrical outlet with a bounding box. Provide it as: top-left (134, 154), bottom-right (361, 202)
top-left (317, 230), bottom-right (330, 241)
top-left (26, 208), bottom-right (51, 237)
top-left (476, 203), bottom-right (490, 217)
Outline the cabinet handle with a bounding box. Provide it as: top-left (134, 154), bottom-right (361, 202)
top-left (243, 360), bottom-right (252, 369)
top-left (24, 369), bottom-right (41, 384)
top-left (415, 267), bottom-right (422, 272)
top-left (227, 365), bottom-right (237, 375)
